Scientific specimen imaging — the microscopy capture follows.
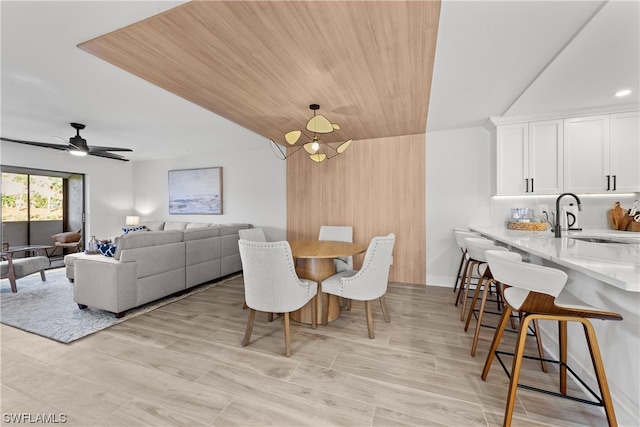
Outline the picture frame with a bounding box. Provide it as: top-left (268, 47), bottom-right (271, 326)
top-left (168, 167), bottom-right (223, 215)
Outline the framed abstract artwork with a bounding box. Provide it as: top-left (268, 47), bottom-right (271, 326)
top-left (168, 167), bottom-right (222, 214)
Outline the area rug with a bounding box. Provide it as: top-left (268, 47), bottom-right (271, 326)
top-left (0, 268), bottom-right (239, 344)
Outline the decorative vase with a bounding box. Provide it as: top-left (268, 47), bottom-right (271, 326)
top-left (87, 235), bottom-right (99, 254)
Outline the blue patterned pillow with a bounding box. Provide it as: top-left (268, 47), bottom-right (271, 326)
top-left (98, 243), bottom-right (117, 257)
top-left (122, 225), bottom-right (146, 234)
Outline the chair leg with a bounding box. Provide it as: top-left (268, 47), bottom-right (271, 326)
top-left (581, 318), bottom-right (618, 427)
top-left (39, 270), bottom-right (46, 281)
top-left (531, 319), bottom-right (547, 373)
top-left (470, 278), bottom-right (493, 356)
top-left (482, 305), bottom-right (512, 380)
top-left (453, 249), bottom-right (465, 292)
top-left (379, 296), bottom-right (390, 323)
top-left (455, 257), bottom-right (470, 306)
top-left (310, 295), bottom-right (317, 330)
top-left (242, 309), bottom-right (256, 347)
top-left (284, 312), bottom-right (292, 357)
top-left (365, 300), bottom-right (374, 339)
top-left (322, 293), bottom-right (330, 326)
top-left (464, 272), bottom-right (488, 331)
top-left (268, 312), bottom-right (274, 322)
top-left (559, 320), bottom-right (568, 395)
top-left (503, 314), bottom-right (535, 427)
top-left (460, 261), bottom-right (479, 321)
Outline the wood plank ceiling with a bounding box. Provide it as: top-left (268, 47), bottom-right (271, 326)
top-left (78, 1), bottom-right (440, 146)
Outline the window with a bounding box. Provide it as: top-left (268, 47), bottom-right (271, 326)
top-left (2, 173), bottom-right (63, 222)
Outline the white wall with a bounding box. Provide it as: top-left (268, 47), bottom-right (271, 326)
top-left (0, 142), bottom-right (133, 244)
top-left (426, 126), bottom-right (492, 287)
top-left (131, 145), bottom-right (287, 240)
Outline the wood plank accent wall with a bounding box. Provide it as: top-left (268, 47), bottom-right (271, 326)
top-left (287, 134), bottom-right (426, 284)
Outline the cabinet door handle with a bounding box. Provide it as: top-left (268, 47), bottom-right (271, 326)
top-left (525, 178), bottom-right (529, 193)
top-left (613, 175), bottom-right (617, 191)
top-left (606, 175), bottom-right (610, 191)
top-left (531, 178), bottom-right (534, 193)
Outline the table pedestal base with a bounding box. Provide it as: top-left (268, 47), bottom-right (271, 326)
top-left (291, 258), bottom-right (341, 324)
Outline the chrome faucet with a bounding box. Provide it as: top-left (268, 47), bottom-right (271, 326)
top-left (554, 193), bottom-right (582, 238)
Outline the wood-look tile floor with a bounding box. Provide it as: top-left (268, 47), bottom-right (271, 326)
top-left (1, 276), bottom-right (609, 426)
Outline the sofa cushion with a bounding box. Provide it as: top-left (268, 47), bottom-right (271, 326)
top-left (183, 227), bottom-right (220, 241)
top-left (114, 230), bottom-right (184, 260)
top-left (122, 225), bottom-right (147, 234)
top-left (98, 243), bottom-right (117, 257)
top-left (140, 221), bottom-right (165, 231)
top-left (164, 221), bottom-right (188, 231)
top-left (51, 231), bottom-right (81, 243)
top-left (186, 222), bottom-right (211, 229)
top-left (216, 223), bottom-right (252, 236)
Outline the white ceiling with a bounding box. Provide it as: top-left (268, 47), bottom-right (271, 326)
top-left (1, 1), bottom-right (638, 162)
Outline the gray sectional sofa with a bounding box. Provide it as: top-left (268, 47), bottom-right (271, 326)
top-left (65, 221), bottom-right (251, 317)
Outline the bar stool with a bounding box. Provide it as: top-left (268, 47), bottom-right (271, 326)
top-left (462, 243), bottom-right (546, 372)
top-left (481, 250), bottom-right (622, 427)
top-left (453, 231), bottom-right (488, 307)
top-left (451, 228), bottom-right (480, 293)
top-left (458, 237), bottom-right (497, 321)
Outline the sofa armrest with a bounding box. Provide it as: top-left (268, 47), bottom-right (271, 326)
top-left (74, 257), bottom-right (137, 315)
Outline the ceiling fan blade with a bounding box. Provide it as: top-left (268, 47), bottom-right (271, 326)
top-left (88, 151), bottom-right (129, 162)
top-left (0, 137), bottom-right (67, 151)
top-left (88, 145), bottom-right (133, 153)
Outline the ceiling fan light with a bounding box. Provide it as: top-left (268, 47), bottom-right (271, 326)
top-left (310, 153), bottom-right (327, 163)
top-left (306, 114), bottom-right (334, 134)
top-left (285, 130), bottom-right (301, 145)
top-left (69, 149), bottom-right (88, 156)
top-left (303, 142), bottom-right (319, 154)
top-left (336, 139), bottom-right (352, 154)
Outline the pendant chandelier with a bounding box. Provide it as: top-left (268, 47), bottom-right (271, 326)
top-left (270, 104), bottom-right (352, 163)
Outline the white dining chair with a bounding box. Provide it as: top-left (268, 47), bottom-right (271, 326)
top-left (320, 233), bottom-right (395, 338)
top-left (239, 227), bottom-right (267, 242)
top-left (238, 239), bottom-right (318, 357)
top-left (318, 225), bottom-right (354, 272)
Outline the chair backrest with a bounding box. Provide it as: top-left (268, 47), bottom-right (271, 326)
top-left (454, 231), bottom-right (485, 249)
top-left (238, 239), bottom-right (315, 313)
top-left (341, 233), bottom-right (395, 300)
top-left (319, 225), bottom-right (353, 271)
top-left (238, 227), bottom-right (267, 242)
top-left (485, 249), bottom-right (567, 310)
top-left (464, 237), bottom-right (507, 262)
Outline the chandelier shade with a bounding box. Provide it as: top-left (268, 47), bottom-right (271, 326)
top-left (270, 104), bottom-right (352, 163)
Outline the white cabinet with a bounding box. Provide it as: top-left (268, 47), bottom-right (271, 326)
top-left (610, 111), bottom-right (639, 193)
top-left (495, 120), bottom-right (563, 195)
top-left (564, 112), bottom-right (639, 193)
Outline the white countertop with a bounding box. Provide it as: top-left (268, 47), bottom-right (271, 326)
top-left (469, 227), bottom-right (640, 292)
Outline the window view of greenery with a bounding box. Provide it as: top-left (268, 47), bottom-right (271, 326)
top-left (1, 173), bottom-right (63, 221)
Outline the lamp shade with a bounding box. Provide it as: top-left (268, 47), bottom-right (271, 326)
top-left (125, 215), bottom-right (140, 226)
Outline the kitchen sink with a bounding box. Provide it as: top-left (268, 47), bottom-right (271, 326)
top-left (569, 236), bottom-right (633, 244)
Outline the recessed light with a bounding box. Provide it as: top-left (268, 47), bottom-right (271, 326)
top-left (615, 89), bottom-right (631, 97)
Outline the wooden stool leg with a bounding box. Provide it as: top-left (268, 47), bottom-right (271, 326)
top-left (559, 320), bottom-right (568, 395)
top-left (503, 314), bottom-right (535, 427)
top-left (455, 257), bottom-right (470, 306)
top-left (453, 249), bottom-right (465, 292)
top-left (470, 278), bottom-right (493, 356)
top-left (482, 305), bottom-right (512, 380)
top-left (531, 319), bottom-right (547, 372)
top-left (581, 318), bottom-right (618, 427)
top-left (460, 261), bottom-right (479, 321)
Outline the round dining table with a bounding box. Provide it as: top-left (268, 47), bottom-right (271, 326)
top-left (289, 240), bottom-right (367, 324)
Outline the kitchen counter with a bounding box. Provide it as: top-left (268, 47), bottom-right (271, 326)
top-left (469, 227), bottom-right (640, 292)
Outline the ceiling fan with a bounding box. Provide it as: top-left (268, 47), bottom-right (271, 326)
top-left (0, 122), bottom-right (133, 161)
